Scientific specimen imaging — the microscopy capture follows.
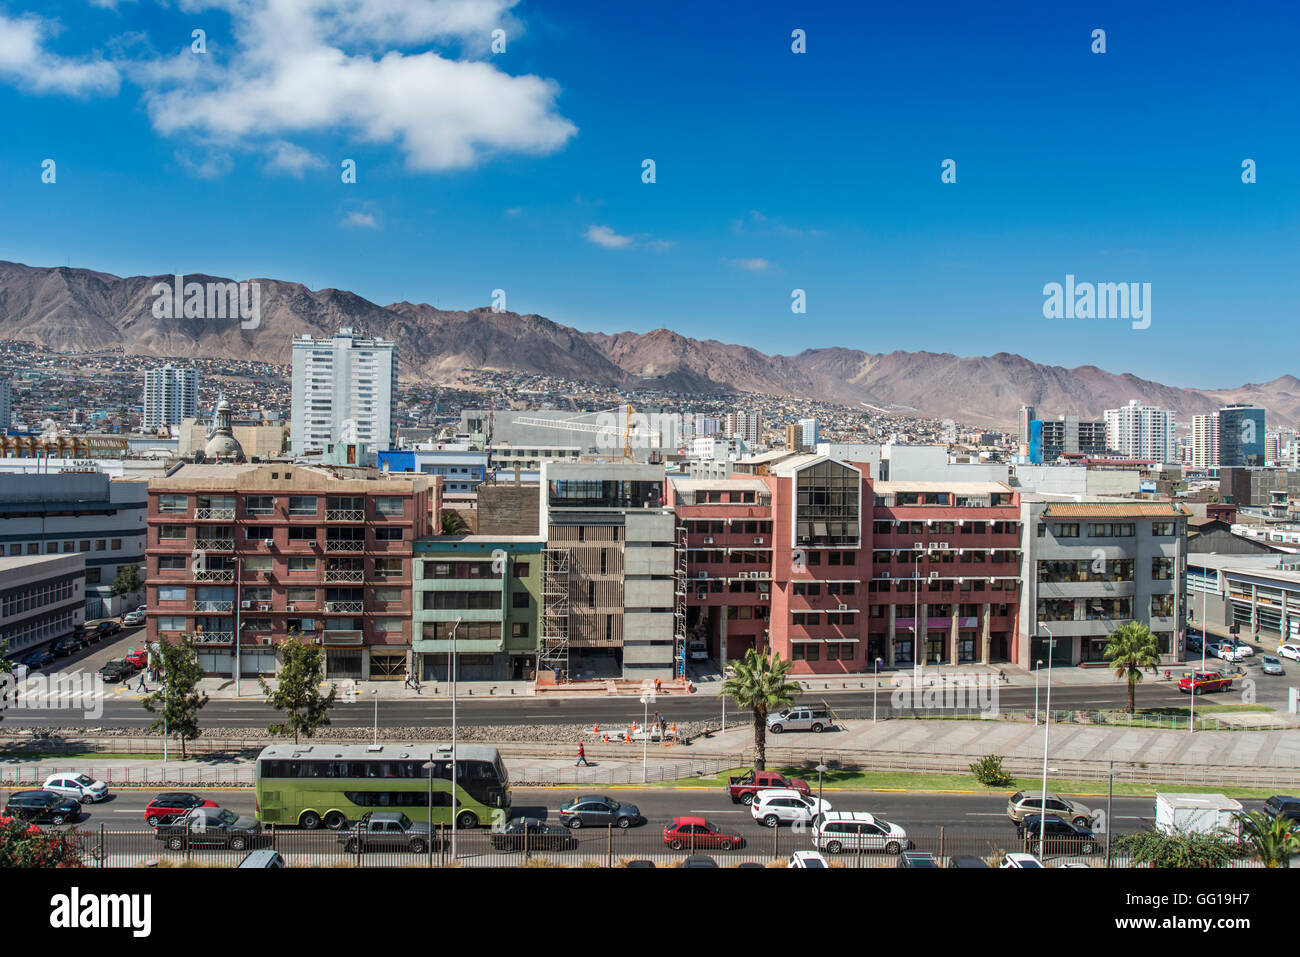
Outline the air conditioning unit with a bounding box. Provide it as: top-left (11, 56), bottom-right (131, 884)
top-left (695, 571), bottom-right (708, 579)
top-left (939, 542), bottom-right (949, 549)
top-left (260, 637), bottom-right (273, 646)
top-left (929, 572), bottom-right (940, 581)
top-left (263, 539), bottom-right (274, 548)
top-left (838, 604), bottom-right (848, 611)
top-left (881, 572), bottom-right (891, 579)
top-left (307, 541), bottom-right (318, 548)
top-left (738, 571), bottom-right (748, 579)
top-left (696, 593), bottom-right (707, 601)
top-left (753, 537), bottom-right (763, 545)
top-left (287, 603), bottom-right (296, 612)
top-left (758, 571), bottom-right (770, 579)
top-left (703, 537), bottom-right (714, 544)
top-left (240, 600), bottom-right (252, 609)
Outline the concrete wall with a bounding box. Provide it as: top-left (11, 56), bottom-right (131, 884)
top-left (477, 484), bottom-right (541, 536)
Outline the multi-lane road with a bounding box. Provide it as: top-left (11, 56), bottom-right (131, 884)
top-left (6, 627), bottom-right (1291, 729)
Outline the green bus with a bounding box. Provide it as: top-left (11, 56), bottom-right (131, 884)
top-left (254, 743), bottom-right (511, 830)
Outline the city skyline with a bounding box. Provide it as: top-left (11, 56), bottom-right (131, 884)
top-left (0, 0), bottom-right (1294, 390)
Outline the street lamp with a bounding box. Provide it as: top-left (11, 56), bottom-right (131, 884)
top-left (448, 616), bottom-right (462, 862)
top-left (233, 556), bottom-right (244, 697)
top-left (1034, 659), bottom-right (1044, 726)
top-left (423, 753), bottom-right (435, 867)
top-left (873, 657), bottom-right (882, 722)
top-left (1190, 568), bottom-right (1210, 734)
top-left (639, 690), bottom-right (656, 783)
top-left (371, 688), bottom-right (379, 747)
top-left (1038, 627), bottom-right (1056, 854)
top-left (815, 762), bottom-right (828, 811)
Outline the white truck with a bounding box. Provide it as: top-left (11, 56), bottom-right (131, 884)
top-left (1154, 793), bottom-right (1243, 837)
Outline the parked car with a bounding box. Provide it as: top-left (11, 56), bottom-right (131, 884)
top-left (124, 648), bottom-right (149, 669)
top-left (79, 624), bottom-right (101, 644)
top-left (339, 812), bottom-right (434, 853)
top-left (766, 707), bottom-right (834, 734)
top-left (726, 768), bottom-right (810, 804)
top-left (623, 860), bottom-right (655, 868)
top-left (1006, 790), bottom-right (1093, 827)
top-left (98, 660), bottom-right (135, 683)
top-left (1263, 795), bottom-right (1300, 826)
top-left (751, 788), bottom-right (832, 828)
top-left (19, 649), bottom-right (54, 670)
top-left (1213, 641), bottom-right (1248, 663)
top-left (811, 811), bottom-right (910, 855)
top-left (1228, 640), bottom-right (1255, 658)
top-left (155, 807), bottom-right (262, 850)
top-left (1017, 814), bottom-right (1098, 855)
top-left (94, 620), bottom-right (122, 638)
top-left (1261, 656), bottom-right (1284, 676)
top-left (1277, 644), bottom-right (1300, 662)
top-left (1001, 852), bottom-right (1044, 868)
top-left (681, 854), bottom-right (719, 868)
top-left (558, 795), bottom-right (642, 829)
top-left (237, 850), bottom-right (286, 868)
top-left (49, 634), bottom-right (86, 657)
top-left (1177, 670), bottom-right (1233, 695)
top-left (3, 790), bottom-right (82, 825)
top-left (145, 792), bottom-right (220, 827)
top-left (948, 855), bottom-right (990, 868)
top-left (489, 817), bottom-right (577, 852)
top-left (121, 609), bottom-right (146, 627)
top-left (1187, 631), bottom-right (1203, 652)
top-left (662, 816), bottom-right (745, 851)
top-left (788, 850), bottom-right (830, 868)
top-left (42, 773), bottom-right (109, 804)
top-left (687, 640), bottom-right (708, 661)
top-left (897, 851), bottom-right (939, 868)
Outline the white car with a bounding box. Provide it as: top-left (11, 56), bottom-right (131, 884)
top-left (788, 850), bottom-right (830, 869)
top-left (122, 609), bottom-right (146, 627)
top-left (43, 773), bottom-right (109, 804)
top-left (811, 811), bottom-right (911, 854)
top-left (1278, 644), bottom-right (1300, 662)
top-left (750, 788), bottom-right (832, 828)
top-left (1001, 852), bottom-right (1044, 868)
top-left (1213, 642), bottom-right (1246, 663)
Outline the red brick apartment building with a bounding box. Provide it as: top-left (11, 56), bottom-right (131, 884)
top-left (669, 455), bottom-right (1023, 674)
top-left (145, 463), bottom-right (438, 680)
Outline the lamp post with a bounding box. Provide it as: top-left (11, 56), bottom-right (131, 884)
top-left (1105, 758), bottom-right (1114, 866)
top-left (912, 543), bottom-right (922, 683)
top-left (873, 657), bottom-right (882, 722)
top-left (1038, 627), bottom-right (1056, 854)
top-left (426, 754), bottom-right (435, 867)
top-left (233, 556), bottom-right (243, 697)
top-left (448, 616), bottom-right (462, 862)
top-left (371, 688), bottom-right (379, 747)
top-left (1190, 568), bottom-right (1210, 733)
top-left (639, 690), bottom-right (656, 783)
top-left (816, 762), bottom-right (827, 811)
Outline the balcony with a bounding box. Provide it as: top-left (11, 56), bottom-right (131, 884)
top-left (324, 600), bottom-right (364, 614)
top-left (325, 540), bottom-right (365, 552)
top-left (193, 600), bottom-right (233, 613)
top-left (326, 509), bottom-right (365, 522)
top-left (194, 538), bottom-right (234, 552)
top-left (194, 507), bottom-right (236, 521)
top-left (193, 569), bottom-right (235, 582)
top-left (324, 569), bottom-right (364, 583)
top-left (184, 631), bottom-right (233, 645)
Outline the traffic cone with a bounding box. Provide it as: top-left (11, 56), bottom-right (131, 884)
top-left (593, 723), bottom-right (599, 734)
top-left (671, 722), bottom-right (677, 736)
top-left (603, 734), bottom-right (609, 743)
top-left (624, 730), bottom-right (631, 743)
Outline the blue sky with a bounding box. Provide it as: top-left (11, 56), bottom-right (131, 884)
top-left (0, 0), bottom-right (1295, 389)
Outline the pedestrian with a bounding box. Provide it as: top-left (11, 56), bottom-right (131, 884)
top-left (654, 677), bottom-right (662, 694)
top-left (403, 672), bottom-right (415, 690)
top-left (136, 673), bottom-right (148, 693)
top-left (575, 742), bottom-right (591, 767)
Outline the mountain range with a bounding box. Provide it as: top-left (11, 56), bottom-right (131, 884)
top-left (1, 260), bottom-right (1296, 430)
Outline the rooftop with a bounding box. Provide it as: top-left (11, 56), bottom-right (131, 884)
top-left (1041, 502), bottom-right (1189, 518)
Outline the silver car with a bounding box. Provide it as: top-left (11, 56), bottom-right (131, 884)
top-left (42, 773), bottom-right (109, 804)
top-left (1261, 656), bottom-right (1284, 676)
top-left (766, 707), bottom-right (834, 734)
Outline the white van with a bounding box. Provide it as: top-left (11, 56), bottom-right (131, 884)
top-left (687, 640), bottom-right (708, 661)
top-left (812, 811), bottom-right (910, 854)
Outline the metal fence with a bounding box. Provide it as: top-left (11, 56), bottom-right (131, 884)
top-left (54, 823), bottom-right (1266, 869)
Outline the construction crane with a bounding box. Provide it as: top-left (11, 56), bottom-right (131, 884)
top-left (511, 404), bottom-right (661, 460)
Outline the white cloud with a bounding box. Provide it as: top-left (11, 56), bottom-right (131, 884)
top-left (0, 13), bottom-right (120, 96)
top-left (87, 0), bottom-right (137, 9)
top-left (141, 0), bottom-right (575, 172)
top-left (341, 210), bottom-right (380, 229)
top-left (585, 225), bottom-right (633, 249)
top-left (265, 140), bottom-right (327, 177)
top-left (731, 258), bottom-right (770, 271)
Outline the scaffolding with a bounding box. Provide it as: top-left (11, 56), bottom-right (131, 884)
top-left (539, 547), bottom-right (571, 682)
top-left (674, 522), bottom-right (688, 678)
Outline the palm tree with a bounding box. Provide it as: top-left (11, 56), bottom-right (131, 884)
top-left (1103, 622), bottom-right (1161, 713)
top-left (441, 512), bottom-right (469, 535)
top-left (1236, 810), bottom-right (1299, 867)
top-left (720, 648), bottom-right (802, 771)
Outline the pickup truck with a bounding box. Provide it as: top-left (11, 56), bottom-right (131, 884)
top-left (156, 807), bottom-right (262, 851)
top-left (339, 812), bottom-right (433, 854)
top-left (1178, 670), bottom-right (1233, 695)
top-left (726, 769), bottom-right (810, 805)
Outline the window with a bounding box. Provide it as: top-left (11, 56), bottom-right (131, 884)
top-left (158, 494), bottom-right (188, 514)
top-left (95, 540), bottom-right (106, 551)
top-left (513, 561), bottom-right (530, 578)
top-left (158, 525), bottom-right (188, 540)
top-left (245, 555), bottom-right (273, 572)
top-left (158, 555), bottom-right (186, 570)
top-left (157, 616), bottom-right (187, 632)
top-left (246, 527), bottom-right (274, 541)
top-left (1088, 523), bottom-right (1135, 537)
top-left (288, 526), bottom-right (317, 542)
top-left (1053, 523), bottom-right (1079, 538)
top-left (371, 618), bottom-right (402, 634)
top-left (374, 558), bottom-right (403, 578)
top-left (512, 591), bottom-right (530, 609)
top-left (246, 495), bottom-right (275, 515)
top-left (288, 496), bottom-right (317, 516)
top-left (287, 557), bottom-right (317, 572)
top-left (158, 586), bottom-right (186, 602)
top-left (1151, 594), bottom-right (1175, 617)
top-left (374, 497), bottom-right (405, 517)
top-left (1151, 557), bottom-right (1174, 580)
top-left (287, 587), bottom-right (317, 603)
top-left (111, 539), bottom-right (121, 550)
top-left (374, 527), bottom-right (403, 541)
top-left (372, 587), bottom-right (402, 603)
top-left (1152, 521), bottom-right (1174, 536)
top-left (85, 567), bottom-right (101, 584)
top-left (512, 622), bottom-right (529, 638)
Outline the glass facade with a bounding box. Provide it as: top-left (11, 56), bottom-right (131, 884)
top-left (794, 462), bottom-right (860, 547)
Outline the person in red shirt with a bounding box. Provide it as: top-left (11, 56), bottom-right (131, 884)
top-left (576, 742), bottom-right (591, 767)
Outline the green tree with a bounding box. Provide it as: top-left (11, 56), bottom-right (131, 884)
top-left (110, 563), bottom-right (143, 598)
top-left (720, 648), bottom-right (801, 771)
top-left (1103, 621), bottom-right (1161, 714)
top-left (259, 635), bottom-right (336, 743)
top-left (441, 511), bottom-right (469, 535)
top-left (1236, 810), bottom-right (1299, 867)
top-left (141, 636), bottom-right (209, 758)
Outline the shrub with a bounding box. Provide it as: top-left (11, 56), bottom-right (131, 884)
top-left (0, 816), bottom-right (86, 868)
top-left (1113, 829), bottom-right (1247, 868)
top-left (969, 754), bottom-right (1014, 788)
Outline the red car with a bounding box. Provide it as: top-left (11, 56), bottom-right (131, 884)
top-left (1178, 671), bottom-right (1232, 695)
top-left (124, 648), bottom-right (149, 669)
top-left (144, 792), bottom-right (219, 827)
top-left (663, 816), bottom-right (746, 851)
